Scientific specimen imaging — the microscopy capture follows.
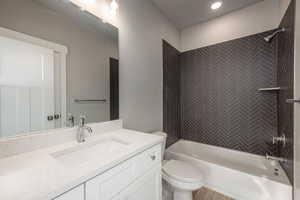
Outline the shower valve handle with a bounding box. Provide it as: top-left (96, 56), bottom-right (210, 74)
top-left (286, 98), bottom-right (300, 103)
top-left (272, 134), bottom-right (286, 148)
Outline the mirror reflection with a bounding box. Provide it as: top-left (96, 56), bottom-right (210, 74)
top-left (0, 0), bottom-right (119, 138)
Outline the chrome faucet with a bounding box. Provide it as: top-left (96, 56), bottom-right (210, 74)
top-left (265, 153), bottom-right (287, 163)
top-left (77, 115), bottom-right (93, 143)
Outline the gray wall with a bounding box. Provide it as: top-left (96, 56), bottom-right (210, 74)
top-left (118, 0), bottom-right (180, 132)
top-left (0, 0), bottom-right (118, 124)
top-left (180, 0), bottom-right (289, 52)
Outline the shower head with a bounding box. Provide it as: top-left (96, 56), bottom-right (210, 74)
top-left (264, 28), bottom-right (285, 43)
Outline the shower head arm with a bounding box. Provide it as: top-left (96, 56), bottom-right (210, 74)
top-left (264, 27), bottom-right (286, 42)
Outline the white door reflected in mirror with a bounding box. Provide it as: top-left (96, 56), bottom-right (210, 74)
top-left (0, 36), bottom-right (59, 137)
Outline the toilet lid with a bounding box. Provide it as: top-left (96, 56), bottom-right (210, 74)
top-left (162, 160), bottom-right (203, 183)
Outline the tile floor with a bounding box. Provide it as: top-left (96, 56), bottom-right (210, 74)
top-left (163, 180), bottom-right (233, 200)
top-left (193, 187), bottom-right (233, 200)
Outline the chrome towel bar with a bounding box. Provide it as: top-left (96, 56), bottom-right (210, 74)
top-left (74, 99), bottom-right (107, 103)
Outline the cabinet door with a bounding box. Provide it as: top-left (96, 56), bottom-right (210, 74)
top-left (121, 166), bottom-right (161, 200)
top-left (86, 160), bottom-right (134, 200)
top-left (54, 185), bottom-right (84, 200)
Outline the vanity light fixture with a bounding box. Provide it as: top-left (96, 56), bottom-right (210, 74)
top-left (211, 1), bottom-right (222, 10)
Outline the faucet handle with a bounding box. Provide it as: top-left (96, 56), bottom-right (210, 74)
top-left (79, 115), bottom-right (87, 126)
top-left (272, 134), bottom-right (286, 147)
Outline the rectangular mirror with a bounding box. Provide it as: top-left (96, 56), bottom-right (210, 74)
top-left (0, 0), bottom-right (119, 138)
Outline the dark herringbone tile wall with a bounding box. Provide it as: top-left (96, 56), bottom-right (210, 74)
top-left (180, 30), bottom-right (278, 155)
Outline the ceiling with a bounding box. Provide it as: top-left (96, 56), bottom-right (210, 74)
top-left (151, 0), bottom-right (264, 29)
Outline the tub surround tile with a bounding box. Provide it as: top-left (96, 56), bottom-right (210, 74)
top-left (180, 30), bottom-right (278, 156)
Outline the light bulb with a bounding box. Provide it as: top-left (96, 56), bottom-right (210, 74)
top-left (110, 8), bottom-right (117, 16)
top-left (211, 1), bottom-right (222, 10)
top-left (110, 0), bottom-right (119, 10)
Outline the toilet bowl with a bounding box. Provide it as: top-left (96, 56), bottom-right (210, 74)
top-left (152, 132), bottom-right (204, 200)
top-left (163, 159), bottom-right (204, 200)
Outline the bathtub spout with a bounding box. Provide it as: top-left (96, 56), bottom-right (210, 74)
top-left (265, 153), bottom-right (287, 163)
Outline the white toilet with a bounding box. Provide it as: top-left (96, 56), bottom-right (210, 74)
top-left (153, 132), bottom-right (204, 200)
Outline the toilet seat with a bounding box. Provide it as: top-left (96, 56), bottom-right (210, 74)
top-left (152, 131), bottom-right (203, 200)
top-left (162, 160), bottom-right (204, 191)
top-left (163, 160), bottom-right (204, 183)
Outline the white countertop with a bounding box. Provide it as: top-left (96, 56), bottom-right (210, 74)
top-left (0, 129), bottom-right (163, 200)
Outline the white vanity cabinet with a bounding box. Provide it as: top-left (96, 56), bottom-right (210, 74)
top-left (53, 144), bottom-right (162, 200)
top-left (85, 158), bottom-right (135, 200)
top-left (54, 185), bottom-right (84, 200)
top-left (86, 144), bottom-right (162, 200)
top-left (117, 166), bottom-right (161, 200)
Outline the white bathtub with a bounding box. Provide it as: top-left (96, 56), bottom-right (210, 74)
top-left (165, 140), bottom-right (292, 200)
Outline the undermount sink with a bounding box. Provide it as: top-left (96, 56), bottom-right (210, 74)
top-left (51, 137), bottom-right (130, 166)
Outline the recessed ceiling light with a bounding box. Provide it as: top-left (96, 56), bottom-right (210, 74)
top-left (211, 1), bottom-right (222, 10)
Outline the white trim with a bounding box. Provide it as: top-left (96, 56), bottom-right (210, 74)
top-left (0, 27), bottom-right (68, 134)
top-left (60, 53), bottom-right (67, 127)
top-left (0, 27), bottom-right (68, 53)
